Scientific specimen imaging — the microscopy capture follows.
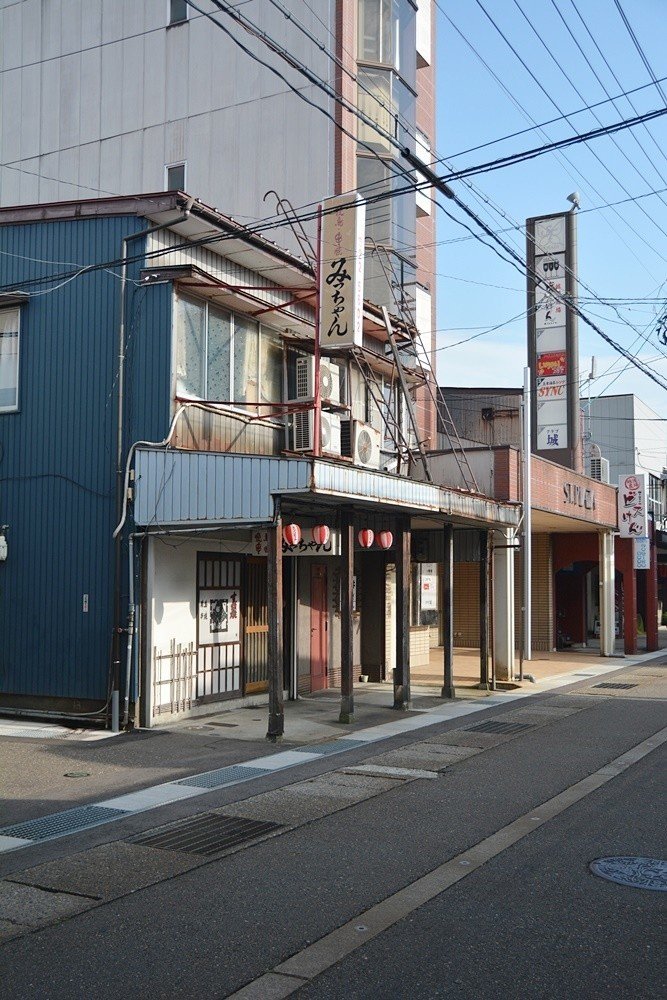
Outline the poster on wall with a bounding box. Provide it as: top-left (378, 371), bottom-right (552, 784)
top-left (421, 563), bottom-right (438, 610)
top-left (199, 588), bottom-right (240, 645)
top-left (618, 474), bottom-right (647, 538)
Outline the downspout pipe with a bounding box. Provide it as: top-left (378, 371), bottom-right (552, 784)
top-left (111, 198), bottom-right (194, 732)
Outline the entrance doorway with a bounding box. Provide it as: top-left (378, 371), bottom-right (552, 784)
top-left (310, 563), bottom-right (328, 691)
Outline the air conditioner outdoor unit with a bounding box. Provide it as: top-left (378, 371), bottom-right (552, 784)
top-left (589, 456), bottom-right (610, 483)
top-left (293, 356), bottom-right (341, 404)
top-left (351, 421), bottom-right (382, 470)
top-left (291, 411), bottom-right (341, 456)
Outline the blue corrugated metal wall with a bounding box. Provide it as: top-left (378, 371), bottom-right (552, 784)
top-left (0, 215), bottom-right (173, 703)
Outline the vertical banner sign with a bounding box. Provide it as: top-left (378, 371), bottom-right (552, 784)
top-left (420, 562), bottom-right (438, 610)
top-left (319, 193), bottom-right (365, 350)
top-left (618, 473), bottom-right (648, 538)
top-left (526, 212), bottom-right (580, 468)
top-left (633, 536), bottom-right (651, 570)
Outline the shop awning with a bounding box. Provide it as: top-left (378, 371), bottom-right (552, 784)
top-left (133, 449), bottom-right (520, 530)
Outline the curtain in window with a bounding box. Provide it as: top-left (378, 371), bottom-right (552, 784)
top-left (259, 328), bottom-right (282, 407)
top-left (207, 306), bottom-right (231, 401)
top-left (175, 296), bottom-right (205, 397)
top-left (233, 314), bottom-right (259, 407)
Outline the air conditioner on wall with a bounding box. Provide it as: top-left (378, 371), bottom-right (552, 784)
top-left (589, 456), bottom-right (610, 483)
top-left (293, 356), bottom-right (341, 404)
top-left (341, 420), bottom-right (381, 470)
top-left (291, 411), bottom-right (341, 456)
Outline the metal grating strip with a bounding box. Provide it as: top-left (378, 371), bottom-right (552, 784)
top-left (132, 813), bottom-right (282, 857)
top-left (294, 739), bottom-right (364, 757)
top-left (593, 682), bottom-right (638, 690)
top-left (177, 764), bottom-right (269, 789)
top-left (0, 805), bottom-right (129, 842)
top-left (465, 720), bottom-right (534, 735)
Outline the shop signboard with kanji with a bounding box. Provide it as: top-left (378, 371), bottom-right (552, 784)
top-left (618, 473), bottom-right (647, 538)
top-left (319, 194), bottom-right (365, 350)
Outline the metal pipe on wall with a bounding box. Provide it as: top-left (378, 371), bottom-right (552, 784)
top-left (523, 366), bottom-right (532, 664)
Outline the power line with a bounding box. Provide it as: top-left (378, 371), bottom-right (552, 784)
top-left (612, 0), bottom-right (667, 106)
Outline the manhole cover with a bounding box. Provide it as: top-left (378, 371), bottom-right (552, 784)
top-left (589, 857), bottom-right (667, 891)
top-left (593, 683), bottom-right (638, 690)
top-left (465, 720), bottom-right (534, 735)
top-left (132, 813), bottom-right (282, 857)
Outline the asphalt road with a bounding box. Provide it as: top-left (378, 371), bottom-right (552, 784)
top-left (0, 664), bottom-right (664, 999)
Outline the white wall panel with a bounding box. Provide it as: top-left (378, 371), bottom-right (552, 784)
top-left (101, 0), bottom-right (124, 44)
top-left (121, 34), bottom-right (145, 134)
top-left (142, 29), bottom-right (167, 128)
top-left (165, 28), bottom-right (190, 123)
top-left (80, 0), bottom-right (103, 49)
top-left (100, 44), bottom-right (123, 139)
top-left (59, 54), bottom-right (81, 148)
top-left (38, 153), bottom-right (61, 202)
top-left (18, 158), bottom-right (39, 203)
top-left (80, 49), bottom-right (102, 144)
top-left (1, 0), bottom-right (22, 71)
top-left (141, 126), bottom-right (166, 192)
top-left (98, 136), bottom-right (123, 198)
top-left (60, 0), bottom-right (83, 57)
top-left (78, 142), bottom-right (102, 197)
top-left (41, 0), bottom-right (62, 61)
top-left (2, 69), bottom-right (22, 162)
top-left (120, 131), bottom-right (143, 194)
top-left (21, 0), bottom-right (42, 65)
top-left (20, 67), bottom-right (41, 160)
top-left (0, 166), bottom-right (20, 204)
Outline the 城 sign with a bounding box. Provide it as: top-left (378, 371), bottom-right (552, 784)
top-left (618, 474), bottom-right (648, 538)
top-left (318, 194), bottom-right (365, 350)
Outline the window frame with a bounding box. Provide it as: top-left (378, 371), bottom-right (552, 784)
top-left (168, 0), bottom-right (189, 26)
top-left (165, 162), bottom-right (187, 192)
top-left (172, 291), bottom-right (283, 421)
top-left (0, 306), bottom-right (21, 414)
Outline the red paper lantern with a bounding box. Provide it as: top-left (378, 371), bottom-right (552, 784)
top-left (312, 524), bottom-right (330, 546)
top-left (358, 529), bottom-right (374, 549)
top-left (377, 530), bottom-right (393, 550)
top-left (282, 523), bottom-right (302, 546)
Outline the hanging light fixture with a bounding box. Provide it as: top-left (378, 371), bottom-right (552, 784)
top-left (312, 524), bottom-right (331, 546)
top-left (377, 530), bottom-right (393, 550)
top-left (358, 529), bottom-right (374, 549)
top-left (282, 523), bottom-right (302, 546)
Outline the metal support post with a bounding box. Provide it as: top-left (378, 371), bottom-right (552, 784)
top-left (479, 530), bottom-right (489, 686)
top-left (393, 517), bottom-right (411, 710)
top-left (267, 515), bottom-right (285, 741)
top-left (340, 510), bottom-right (355, 723)
top-left (441, 523), bottom-right (455, 699)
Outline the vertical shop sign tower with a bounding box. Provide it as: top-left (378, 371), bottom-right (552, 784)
top-left (526, 212), bottom-right (581, 471)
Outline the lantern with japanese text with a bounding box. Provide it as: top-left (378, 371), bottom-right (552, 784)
top-left (282, 523), bottom-right (302, 546)
top-left (358, 529), bottom-right (374, 549)
top-left (312, 525), bottom-right (331, 546)
top-left (377, 531), bottom-right (393, 550)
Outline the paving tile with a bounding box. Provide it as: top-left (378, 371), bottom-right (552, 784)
top-left (8, 842), bottom-right (200, 901)
top-left (0, 881), bottom-right (95, 927)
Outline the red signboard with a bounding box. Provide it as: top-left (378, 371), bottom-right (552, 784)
top-left (537, 351), bottom-right (567, 377)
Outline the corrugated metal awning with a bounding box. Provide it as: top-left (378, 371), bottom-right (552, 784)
top-left (133, 449), bottom-right (520, 529)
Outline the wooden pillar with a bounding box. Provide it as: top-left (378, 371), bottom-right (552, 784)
top-left (267, 517), bottom-right (284, 741)
top-left (393, 517), bottom-right (411, 710)
top-left (339, 510), bottom-right (355, 723)
top-left (442, 523), bottom-right (455, 699)
top-left (479, 530), bottom-right (489, 685)
top-left (645, 519), bottom-right (659, 652)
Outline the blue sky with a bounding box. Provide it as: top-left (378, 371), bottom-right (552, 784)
top-left (433, 0), bottom-right (667, 421)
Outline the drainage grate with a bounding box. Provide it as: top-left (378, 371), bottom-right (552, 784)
top-left (0, 805), bottom-right (129, 842)
top-left (465, 720), bottom-right (534, 735)
top-left (177, 764), bottom-right (269, 789)
top-left (294, 739), bottom-right (364, 757)
top-left (590, 857), bottom-right (667, 891)
top-left (593, 682), bottom-right (638, 690)
top-left (131, 813), bottom-right (282, 857)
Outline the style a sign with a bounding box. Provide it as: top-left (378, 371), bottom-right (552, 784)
top-left (617, 474), bottom-right (647, 538)
top-left (319, 194), bottom-right (365, 350)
